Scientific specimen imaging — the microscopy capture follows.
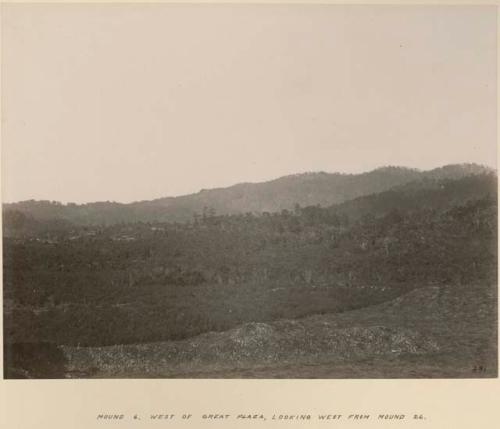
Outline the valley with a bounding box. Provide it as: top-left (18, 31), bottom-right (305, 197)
top-left (3, 164), bottom-right (497, 378)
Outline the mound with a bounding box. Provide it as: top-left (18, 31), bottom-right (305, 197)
top-left (61, 318), bottom-right (439, 378)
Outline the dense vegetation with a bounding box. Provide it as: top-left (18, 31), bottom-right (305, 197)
top-left (3, 172), bottom-right (497, 372)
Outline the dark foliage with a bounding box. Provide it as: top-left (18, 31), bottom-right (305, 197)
top-left (3, 342), bottom-right (68, 378)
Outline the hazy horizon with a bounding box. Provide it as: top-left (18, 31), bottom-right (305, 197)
top-left (1, 162), bottom-right (495, 205)
top-left (2, 5), bottom-right (497, 204)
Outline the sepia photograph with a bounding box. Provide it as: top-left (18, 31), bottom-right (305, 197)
top-left (1, 3), bottom-right (497, 381)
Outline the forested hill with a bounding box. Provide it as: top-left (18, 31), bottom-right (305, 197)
top-left (328, 173), bottom-right (497, 222)
top-left (3, 163), bottom-right (494, 226)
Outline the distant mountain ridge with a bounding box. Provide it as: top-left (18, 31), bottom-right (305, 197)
top-left (3, 163), bottom-right (495, 225)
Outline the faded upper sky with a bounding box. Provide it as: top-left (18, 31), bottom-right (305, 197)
top-left (1, 4), bottom-right (497, 203)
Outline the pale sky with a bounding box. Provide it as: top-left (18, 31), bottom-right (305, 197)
top-left (1, 5), bottom-right (497, 203)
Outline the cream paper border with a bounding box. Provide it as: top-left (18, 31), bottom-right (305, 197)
top-left (0, 2), bottom-right (498, 428)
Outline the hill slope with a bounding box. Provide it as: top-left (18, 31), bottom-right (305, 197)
top-left (3, 163), bottom-right (493, 225)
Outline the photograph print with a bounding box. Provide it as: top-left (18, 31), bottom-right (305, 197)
top-left (1, 4), bottom-right (497, 379)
